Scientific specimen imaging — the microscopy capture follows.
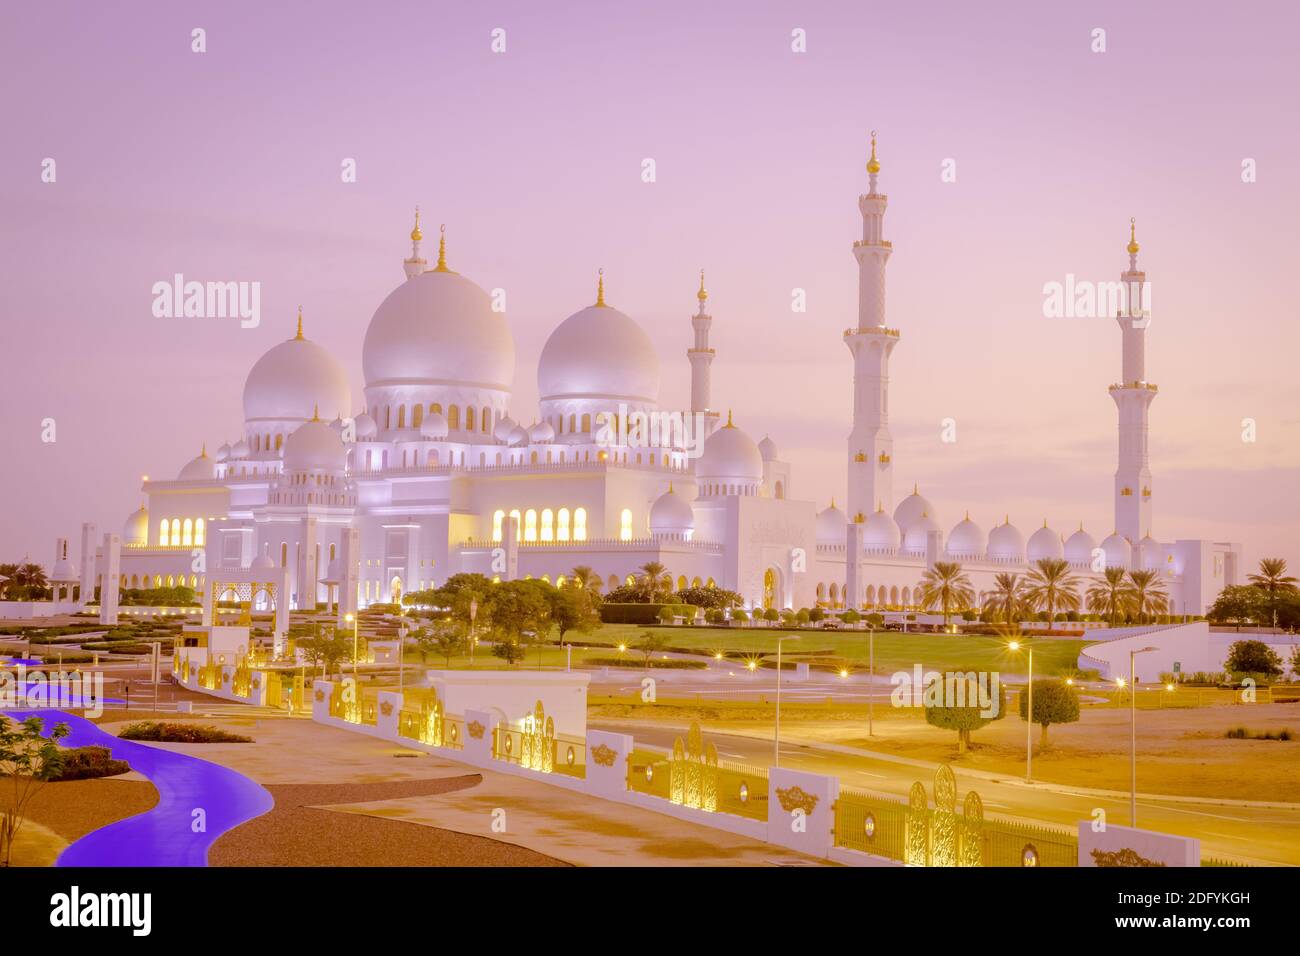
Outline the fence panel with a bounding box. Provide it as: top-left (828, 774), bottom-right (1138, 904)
top-left (834, 788), bottom-right (910, 862)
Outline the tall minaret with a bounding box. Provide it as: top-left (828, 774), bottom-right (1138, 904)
top-left (843, 133), bottom-right (898, 523)
top-left (687, 270), bottom-right (719, 430)
top-left (403, 206), bottom-right (426, 279)
top-left (1110, 218), bottom-right (1156, 546)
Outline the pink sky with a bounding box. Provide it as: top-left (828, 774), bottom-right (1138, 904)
top-left (1, 0), bottom-right (1296, 573)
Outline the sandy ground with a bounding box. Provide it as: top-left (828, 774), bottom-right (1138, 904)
top-left (1, 777), bottom-right (159, 867)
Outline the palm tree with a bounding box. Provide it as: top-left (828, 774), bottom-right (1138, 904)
top-left (1023, 558), bottom-right (1082, 629)
top-left (919, 561), bottom-right (975, 631)
top-left (568, 565), bottom-right (602, 594)
top-left (1087, 567), bottom-right (1134, 627)
top-left (636, 561), bottom-right (672, 602)
top-left (1127, 569), bottom-right (1169, 624)
top-left (1248, 558), bottom-right (1298, 631)
top-left (0, 563), bottom-right (16, 599)
top-left (983, 573), bottom-right (1025, 626)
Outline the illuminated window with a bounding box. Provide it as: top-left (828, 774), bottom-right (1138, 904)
top-left (170, 519), bottom-right (180, 545)
top-left (280, 543), bottom-right (288, 567)
top-left (466, 407), bottom-right (476, 432)
top-left (541, 509), bottom-right (554, 541)
top-left (195, 518), bottom-right (205, 547)
top-left (573, 507), bottom-right (587, 541)
top-left (397, 406), bottom-right (406, 428)
top-left (329, 543), bottom-right (336, 560)
top-left (524, 509), bottom-right (538, 541)
top-left (448, 405), bottom-right (460, 430)
top-left (430, 403), bottom-right (442, 416)
top-left (482, 407), bottom-right (491, 433)
top-left (275, 434), bottom-right (283, 451)
top-left (556, 575), bottom-right (567, 588)
top-left (159, 520), bottom-right (170, 546)
top-left (492, 510), bottom-right (504, 542)
top-left (626, 575), bottom-right (636, 587)
top-left (509, 509), bottom-right (521, 541)
top-left (557, 508), bottom-right (570, 541)
top-left (677, 575), bottom-right (687, 591)
top-left (581, 413), bottom-right (591, 432)
top-left (182, 518), bottom-right (193, 546)
top-left (540, 575), bottom-right (550, 584)
top-left (154, 575), bottom-right (163, 588)
top-left (413, 405), bottom-right (423, 429)
top-left (167, 575), bottom-right (175, 587)
top-left (620, 508), bottom-right (633, 541)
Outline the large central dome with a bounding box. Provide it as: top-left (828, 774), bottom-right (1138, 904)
top-left (537, 299), bottom-right (660, 404)
top-left (362, 270), bottom-right (514, 391)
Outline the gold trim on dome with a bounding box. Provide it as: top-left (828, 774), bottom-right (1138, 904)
top-left (411, 205), bottom-right (423, 242)
top-left (1126, 217), bottom-right (1139, 256)
top-left (867, 130), bottom-right (881, 174)
top-left (595, 268), bottom-right (607, 307)
top-left (697, 268), bottom-right (708, 302)
top-left (591, 743), bottom-right (617, 767)
top-left (432, 223), bottom-right (450, 272)
top-left (295, 305), bottom-right (304, 340)
top-left (776, 785), bottom-right (820, 815)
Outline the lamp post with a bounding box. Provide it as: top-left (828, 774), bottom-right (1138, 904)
top-left (868, 627), bottom-right (875, 736)
top-left (1009, 639), bottom-right (1033, 782)
top-left (397, 604), bottom-right (406, 691)
top-left (1129, 645), bottom-right (1158, 826)
top-left (774, 635), bottom-right (801, 766)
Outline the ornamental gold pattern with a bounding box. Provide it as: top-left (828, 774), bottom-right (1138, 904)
top-left (591, 743), bottom-right (617, 767)
top-left (775, 785), bottom-right (819, 815)
top-left (960, 790), bottom-right (984, 867)
top-left (519, 700), bottom-right (555, 772)
top-left (467, 720), bottom-right (485, 740)
top-left (930, 765), bottom-right (958, 867)
top-left (906, 781), bottom-right (929, 866)
top-left (669, 721), bottom-right (718, 811)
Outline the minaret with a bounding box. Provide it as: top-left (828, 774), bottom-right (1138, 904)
top-left (687, 270), bottom-right (719, 429)
top-left (403, 206), bottom-right (426, 279)
top-left (843, 132), bottom-right (898, 523)
top-left (1110, 218), bottom-right (1155, 547)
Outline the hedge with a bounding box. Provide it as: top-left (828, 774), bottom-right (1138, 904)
top-left (599, 603), bottom-right (669, 625)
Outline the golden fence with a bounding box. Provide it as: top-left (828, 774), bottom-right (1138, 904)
top-left (627, 749), bottom-right (671, 799)
top-left (982, 815), bottom-right (1078, 867)
top-left (553, 733), bottom-right (586, 778)
top-left (715, 760), bottom-right (768, 821)
top-left (834, 788), bottom-right (911, 862)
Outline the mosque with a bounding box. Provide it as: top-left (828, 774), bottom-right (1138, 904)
top-left (77, 138), bottom-right (1239, 620)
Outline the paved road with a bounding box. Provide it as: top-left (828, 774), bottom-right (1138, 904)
top-left (592, 719), bottom-right (1300, 866)
top-left (5, 709), bottom-right (273, 866)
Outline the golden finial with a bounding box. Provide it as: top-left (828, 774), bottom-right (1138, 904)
top-left (965, 509), bottom-right (970, 520)
top-left (877, 500), bottom-right (884, 512)
top-left (830, 496), bottom-right (836, 509)
top-left (668, 481), bottom-right (674, 494)
top-left (866, 130), bottom-right (881, 175)
top-left (1043, 518), bottom-right (1048, 528)
top-left (433, 224), bottom-right (449, 272)
top-left (410, 205), bottom-right (423, 242)
top-left (595, 268), bottom-right (607, 307)
top-left (201, 443), bottom-right (207, 458)
top-left (725, 408), bottom-right (734, 428)
top-left (1005, 513), bottom-right (1010, 525)
top-left (311, 403), bottom-right (320, 422)
top-left (295, 306), bottom-right (304, 340)
top-left (1127, 217), bottom-right (1140, 255)
top-left (912, 483), bottom-right (918, 495)
top-left (1079, 520), bottom-right (1084, 531)
top-left (697, 269), bottom-right (708, 302)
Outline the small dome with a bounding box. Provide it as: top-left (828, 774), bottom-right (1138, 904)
top-left (758, 435), bottom-right (779, 461)
top-left (50, 554), bottom-right (78, 582)
top-left (178, 448), bottom-right (216, 482)
top-left (230, 438), bottom-right (250, 459)
top-left (902, 511), bottom-right (940, 552)
top-left (354, 413), bottom-right (378, 439)
top-left (243, 329), bottom-right (350, 424)
top-left (894, 487), bottom-right (939, 532)
top-left (494, 415), bottom-right (518, 441)
top-left (528, 420), bottom-right (556, 443)
top-left (214, 443), bottom-right (231, 463)
top-left (1101, 532), bottom-right (1131, 570)
top-left (250, 543), bottom-right (275, 570)
top-left (862, 506), bottom-right (901, 551)
top-left (537, 300), bottom-right (660, 406)
top-left (987, 518), bottom-right (1025, 561)
top-left (1064, 525), bottom-right (1097, 565)
top-left (420, 411), bottom-right (449, 440)
top-left (1026, 521), bottom-right (1064, 563)
top-left (946, 514), bottom-right (985, 557)
top-left (1140, 534), bottom-right (1162, 570)
top-left (320, 558), bottom-right (342, 584)
top-left (508, 425), bottom-right (528, 446)
top-left (283, 419), bottom-right (347, 473)
top-left (122, 505), bottom-right (149, 546)
top-left (649, 485), bottom-right (694, 537)
top-left (816, 502), bottom-right (847, 546)
top-left (697, 415), bottom-right (763, 484)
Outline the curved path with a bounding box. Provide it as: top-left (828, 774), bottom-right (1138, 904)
top-left (3, 710), bottom-right (273, 866)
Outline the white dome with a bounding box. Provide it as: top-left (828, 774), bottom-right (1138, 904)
top-left (862, 507), bottom-right (901, 551)
top-left (508, 425), bottom-right (528, 446)
top-left (1101, 532), bottom-right (1132, 570)
top-left (649, 485), bottom-right (694, 537)
top-left (122, 505), bottom-right (149, 546)
top-left (177, 448), bottom-right (216, 482)
top-left (894, 488), bottom-right (939, 532)
top-left (50, 556), bottom-right (78, 582)
top-left (250, 544), bottom-right (275, 570)
top-left (353, 412), bottom-right (378, 439)
top-left (362, 270), bottom-right (514, 391)
top-left (987, 518), bottom-right (1025, 561)
top-left (902, 511), bottom-right (940, 552)
top-left (758, 435), bottom-right (779, 461)
top-left (528, 420), bottom-right (556, 443)
top-left (697, 418), bottom-right (763, 483)
top-left (537, 302), bottom-right (659, 404)
top-left (494, 415), bottom-right (517, 441)
top-left (1027, 522), bottom-right (1064, 563)
top-left (243, 331), bottom-right (350, 424)
top-left (283, 419), bottom-right (346, 473)
top-left (214, 443), bottom-right (230, 463)
top-left (946, 514), bottom-right (985, 557)
top-left (1064, 526), bottom-right (1097, 565)
top-left (816, 503), bottom-right (847, 546)
top-left (420, 411), bottom-right (449, 440)
top-left (320, 558), bottom-right (342, 584)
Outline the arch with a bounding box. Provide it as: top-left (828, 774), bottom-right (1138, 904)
top-left (384, 406), bottom-right (391, 429)
top-left (397, 406), bottom-right (406, 428)
top-left (774, 480), bottom-right (785, 500)
top-left (625, 574), bottom-right (636, 587)
top-left (902, 586), bottom-right (911, 607)
top-left (159, 520), bottom-right (170, 546)
top-left (195, 518), bottom-right (205, 546)
top-left (465, 406), bottom-right (476, 432)
top-left (182, 518), bottom-right (193, 546)
top-left (677, 575), bottom-right (688, 591)
top-left (866, 584), bottom-right (876, 606)
top-left (390, 576), bottom-right (403, 603)
top-left (153, 574), bottom-right (163, 588)
top-left (482, 407), bottom-right (492, 433)
top-left (581, 413), bottom-right (591, 433)
top-left (619, 508), bottom-right (633, 541)
top-left (170, 518), bottom-right (180, 545)
top-left (524, 509), bottom-right (538, 542)
top-left (763, 567), bottom-right (781, 610)
top-left (691, 576), bottom-right (702, 588)
top-left (829, 582), bottom-right (839, 607)
top-left (492, 510), bottom-right (505, 542)
top-left (816, 582), bottom-right (825, 602)
top-left (412, 404), bottom-right (423, 429)
top-left (706, 577), bottom-right (716, 588)
top-left (608, 574), bottom-right (619, 591)
top-left (509, 509), bottom-right (522, 541)
top-left (540, 574), bottom-right (550, 584)
top-left (556, 575), bottom-right (567, 588)
top-left (447, 405), bottom-right (460, 430)
top-left (281, 542), bottom-right (289, 567)
top-left (890, 585), bottom-right (899, 606)
top-left (557, 508), bottom-right (570, 541)
top-left (540, 509), bottom-right (554, 542)
top-left (573, 507), bottom-right (587, 541)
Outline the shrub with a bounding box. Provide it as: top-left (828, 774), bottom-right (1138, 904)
top-left (1224, 640), bottom-right (1283, 679)
top-left (117, 722), bottom-right (252, 743)
top-left (1017, 678), bottom-right (1080, 744)
top-left (45, 746), bottom-right (130, 781)
top-left (599, 603), bottom-right (668, 626)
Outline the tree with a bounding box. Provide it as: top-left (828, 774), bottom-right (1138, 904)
top-left (919, 561), bottom-right (975, 630)
top-left (762, 607), bottom-right (780, 623)
top-left (983, 573), bottom-right (1025, 626)
top-left (485, 580), bottom-right (551, 643)
top-left (635, 630), bottom-right (670, 668)
top-left (674, 585), bottom-right (743, 610)
top-left (1207, 585), bottom-right (1268, 630)
top-left (1224, 639), bottom-right (1283, 680)
top-left (924, 691), bottom-right (1006, 755)
top-left (1127, 569), bottom-right (1170, 624)
top-left (415, 621), bottom-right (466, 667)
top-left (553, 586), bottom-right (600, 643)
top-left (567, 565), bottom-right (603, 596)
top-left (296, 623), bottom-right (353, 675)
top-left (1017, 678), bottom-right (1080, 746)
top-left (1, 715), bottom-right (70, 866)
top-left (864, 613), bottom-right (884, 630)
top-left (1248, 558), bottom-right (1298, 629)
top-left (1087, 567), bottom-right (1134, 627)
top-left (1291, 646), bottom-right (1300, 681)
top-left (808, 608), bottom-right (825, 623)
top-left (1023, 558), bottom-right (1082, 629)
top-left (635, 562), bottom-right (673, 603)
top-left (491, 639), bottom-right (524, 666)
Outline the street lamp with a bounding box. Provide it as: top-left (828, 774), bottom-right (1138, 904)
top-left (773, 635), bottom-right (802, 766)
top-left (1009, 639), bottom-right (1034, 782)
top-left (1129, 645), bottom-right (1158, 826)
